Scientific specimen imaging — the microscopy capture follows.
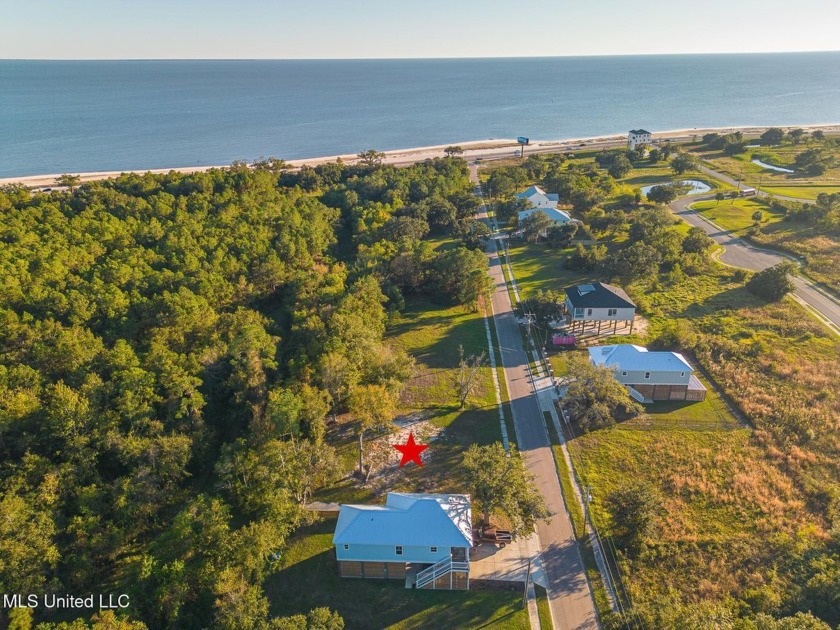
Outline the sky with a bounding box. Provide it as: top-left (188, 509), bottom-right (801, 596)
top-left (2, 0), bottom-right (839, 59)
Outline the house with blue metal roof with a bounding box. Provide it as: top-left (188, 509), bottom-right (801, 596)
top-left (589, 344), bottom-right (707, 403)
top-left (333, 493), bottom-right (472, 589)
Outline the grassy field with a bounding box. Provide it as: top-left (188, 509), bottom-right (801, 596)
top-left (265, 519), bottom-right (530, 630)
top-left (752, 222), bottom-right (840, 293)
top-left (574, 270), bottom-right (840, 618)
top-left (506, 241), bottom-right (596, 298)
top-left (689, 140), bottom-right (840, 199)
top-left (691, 197), bottom-right (785, 234)
top-left (762, 184), bottom-right (840, 199)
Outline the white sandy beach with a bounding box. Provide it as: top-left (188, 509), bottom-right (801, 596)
top-left (3, 123), bottom-right (839, 189)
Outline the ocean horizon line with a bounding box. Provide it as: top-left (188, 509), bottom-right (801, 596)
top-left (6, 54), bottom-right (839, 177)
top-left (4, 49), bottom-right (840, 62)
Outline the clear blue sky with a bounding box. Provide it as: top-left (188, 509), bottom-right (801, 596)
top-left (2, 0), bottom-right (839, 59)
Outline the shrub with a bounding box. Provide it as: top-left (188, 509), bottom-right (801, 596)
top-left (746, 263), bottom-right (795, 301)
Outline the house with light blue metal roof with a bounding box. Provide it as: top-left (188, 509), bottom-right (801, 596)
top-left (589, 344), bottom-right (707, 403)
top-left (333, 493), bottom-right (472, 589)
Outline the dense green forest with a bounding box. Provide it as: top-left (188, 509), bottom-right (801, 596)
top-left (0, 156), bottom-right (489, 629)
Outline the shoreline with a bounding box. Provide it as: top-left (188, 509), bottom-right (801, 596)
top-left (3, 123), bottom-right (839, 188)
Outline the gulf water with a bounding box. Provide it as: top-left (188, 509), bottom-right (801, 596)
top-left (2, 52), bottom-right (839, 177)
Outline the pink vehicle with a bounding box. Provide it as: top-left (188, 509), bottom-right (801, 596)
top-left (551, 334), bottom-right (577, 348)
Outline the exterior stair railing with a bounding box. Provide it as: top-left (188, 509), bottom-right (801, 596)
top-left (415, 556), bottom-right (469, 589)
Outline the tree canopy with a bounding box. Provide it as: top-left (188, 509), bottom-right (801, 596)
top-left (463, 443), bottom-right (548, 536)
top-left (0, 153), bottom-right (484, 628)
top-left (564, 355), bottom-right (643, 431)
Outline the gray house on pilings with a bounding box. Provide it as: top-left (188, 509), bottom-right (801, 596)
top-left (564, 283), bottom-right (636, 335)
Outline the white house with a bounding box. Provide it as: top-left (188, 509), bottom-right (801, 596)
top-left (628, 129), bottom-right (652, 150)
top-left (333, 493), bottom-right (472, 590)
top-left (564, 282), bottom-right (636, 333)
top-left (515, 185), bottom-right (573, 229)
top-left (588, 344), bottom-right (707, 403)
top-left (515, 185), bottom-right (560, 210)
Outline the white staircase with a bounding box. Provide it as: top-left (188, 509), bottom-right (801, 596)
top-left (627, 385), bottom-right (651, 404)
top-left (414, 556), bottom-right (470, 590)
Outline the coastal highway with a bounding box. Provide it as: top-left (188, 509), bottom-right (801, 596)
top-left (10, 124), bottom-right (839, 189)
top-left (471, 164), bottom-right (599, 630)
top-left (670, 194), bottom-right (840, 334)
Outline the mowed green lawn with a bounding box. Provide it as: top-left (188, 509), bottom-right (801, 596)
top-left (265, 519), bottom-right (530, 630)
top-left (761, 184), bottom-right (840, 199)
top-left (506, 241), bottom-right (596, 298)
top-left (691, 197), bottom-right (784, 234)
top-left (389, 298), bottom-right (502, 445)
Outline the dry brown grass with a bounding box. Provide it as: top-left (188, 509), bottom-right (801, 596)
top-left (753, 226), bottom-right (840, 293)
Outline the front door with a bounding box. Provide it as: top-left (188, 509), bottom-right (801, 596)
top-left (451, 547), bottom-right (466, 562)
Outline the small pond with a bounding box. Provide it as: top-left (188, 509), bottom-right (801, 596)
top-left (641, 179), bottom-right (712, 198)
top-left (751, 158), bottom-right (794, 173)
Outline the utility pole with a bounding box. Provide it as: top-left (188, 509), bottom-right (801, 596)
top-left (522, 557), bottom-right (532, 608)
top-left (524, 311), bottom-right (535, 340)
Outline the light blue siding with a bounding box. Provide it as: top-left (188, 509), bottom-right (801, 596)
top-left (336, 543), bottom-right (467, 564)
top-left (616, 369), bottom-right (690, 386)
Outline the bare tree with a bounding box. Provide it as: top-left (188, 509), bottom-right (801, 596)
top-left (357, 149), bottom-right (385, 167)
top-left (454, 345), bottom-right (487, 409)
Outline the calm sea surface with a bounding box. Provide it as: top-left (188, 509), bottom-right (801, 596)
top-left (2, 53), bottom-right (839, 177)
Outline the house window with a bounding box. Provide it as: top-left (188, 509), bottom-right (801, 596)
top-left (343, 544), bottom-right (349, 550)
top-left (608, 308), bottom-right (617, 316)
top-left (430, 546), bottom-right (438, 553)
top-left (621, 371), bottom-right (627, 376)
top-left (395, 546), bottom-right (403, 556)
top-left (680, 372), bottom-right (685, 377)
top-left (644, 372), bottom-right (651, 379)
top-left (587, 308), bottom-right (593, 316)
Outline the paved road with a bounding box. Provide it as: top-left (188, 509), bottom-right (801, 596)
top-left (471, 165), bottom-right (598, 630)
top-left (670, 194), bottom-right (840, 333)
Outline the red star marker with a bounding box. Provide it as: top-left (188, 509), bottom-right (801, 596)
top-left (393, 432), bottom-right (428, 467)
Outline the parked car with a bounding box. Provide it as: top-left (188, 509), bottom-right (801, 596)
top-left (473, 526), bottom-right (512, 548)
